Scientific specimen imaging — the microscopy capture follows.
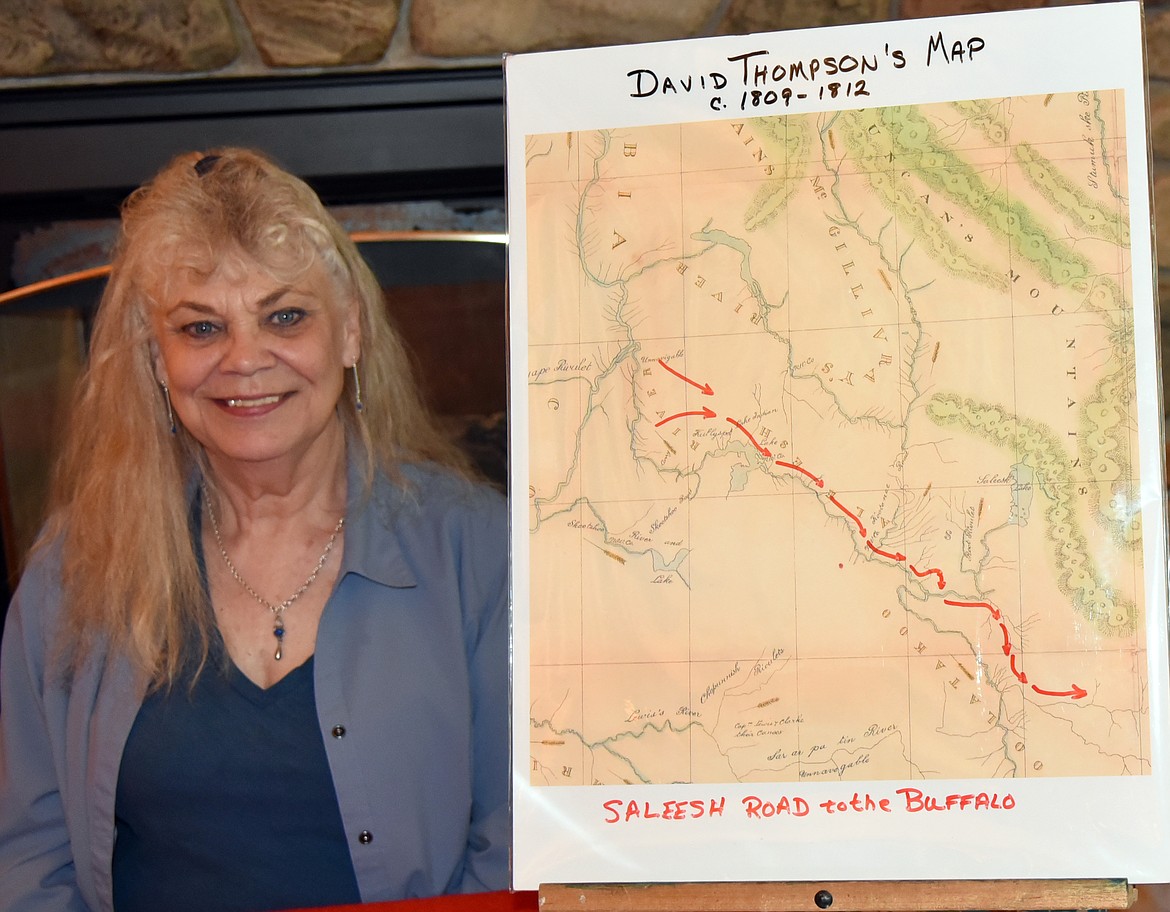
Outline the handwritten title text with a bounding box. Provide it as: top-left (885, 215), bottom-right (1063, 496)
top-left (624, 30), bottom-right (985, 114)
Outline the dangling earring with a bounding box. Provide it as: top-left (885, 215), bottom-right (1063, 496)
top-left (351, 362), bottom-right (364, 413)
top-left (161, 382), bottom-right (177, 434)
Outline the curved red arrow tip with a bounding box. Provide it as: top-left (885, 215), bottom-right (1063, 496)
top-left (701, 383), bottom-right (714, 396)
top-left (702, 406), bottom-right (716, 419)
top-left (1032, 684), bottom-right (1089, 699)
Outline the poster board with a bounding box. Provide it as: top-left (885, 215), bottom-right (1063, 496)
top-left (505, 1), bottom-right (1170, 889)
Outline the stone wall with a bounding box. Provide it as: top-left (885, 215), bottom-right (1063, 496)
top-left (0, 1), bottom-right (1137, 82)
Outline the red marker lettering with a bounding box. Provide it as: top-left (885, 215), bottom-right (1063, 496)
top-left (897, 787), bottom-right (1015, 812)
top-left (603, 796), bottom-right (729, 823)
top-left (741, 795), bottom-right (809, 818)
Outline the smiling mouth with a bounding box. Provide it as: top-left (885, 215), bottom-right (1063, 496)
top-left (224, 395), bottom-right (282, 408)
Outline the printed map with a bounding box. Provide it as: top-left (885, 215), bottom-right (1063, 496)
top-left (524, 90), bottom-right (1148, 786)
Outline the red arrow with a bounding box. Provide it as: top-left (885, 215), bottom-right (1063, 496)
top-left (1032, 684), bottom-right (1088, 699)
top-left (655, 407), bottom-right (717, 427)
top-left (944, 597), bottom-right (1000, 621)
top-left (998, 622), bottom-right (1011, 655)
top-left (910, 563), bottom-right (946, 590)
top-left (657, 359), bottom-right (714, 395)
top-left (829, 495), bottom-right (867, 537)
top-left (865, 539), bottom-right (905, 562)
top-left (775, 460), bottom-right (825, 488)
top-left (1009, 654), bottom-right (1028, 684)
top-left (725, 417), bottom-right (772, 457)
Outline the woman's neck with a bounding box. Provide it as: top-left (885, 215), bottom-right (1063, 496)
top-left (202, 421), bottom-right (349, 534)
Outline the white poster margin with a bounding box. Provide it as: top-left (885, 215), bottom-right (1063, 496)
top-left (505, 0), bottom-right (1170, 890)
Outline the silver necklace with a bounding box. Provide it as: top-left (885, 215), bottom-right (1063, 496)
top-left (203, 485), bottom-right (345, 661)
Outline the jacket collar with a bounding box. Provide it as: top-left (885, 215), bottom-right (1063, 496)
top-left (335, 454), bottom-right (418, 590)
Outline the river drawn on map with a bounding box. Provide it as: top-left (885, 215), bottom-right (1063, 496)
top-left (524, 90), bottom-right (1148, 787)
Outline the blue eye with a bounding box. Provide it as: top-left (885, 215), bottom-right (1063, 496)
top-left (270, 308), bottom-right (306, 327)
top-left (183, 320), bottom-right (218, 338)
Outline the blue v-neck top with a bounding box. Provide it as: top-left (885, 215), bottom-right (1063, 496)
top-left (112, 653), bottom-right (361, 912)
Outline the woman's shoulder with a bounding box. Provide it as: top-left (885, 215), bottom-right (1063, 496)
top-left (363, 461), bottom-right (504, 553)
top-left (2, 535), bottom-right (68, 677)
top-left (390, 461), bottom-right (505, 516)
top-left (8, 536), bottom-right (66, 621)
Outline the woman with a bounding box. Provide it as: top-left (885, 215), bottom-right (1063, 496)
top-left (0, 149), bottom-right (510, 911)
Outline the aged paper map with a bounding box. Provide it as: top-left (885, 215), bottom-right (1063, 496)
top-left (525, 91), bottom-right (1148, 787)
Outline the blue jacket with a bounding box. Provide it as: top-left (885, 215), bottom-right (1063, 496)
top-left (0, 461), bottom-right (511, 912)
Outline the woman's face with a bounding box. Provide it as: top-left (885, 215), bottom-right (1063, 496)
top-left (151, 250), bottom-right (361, 473)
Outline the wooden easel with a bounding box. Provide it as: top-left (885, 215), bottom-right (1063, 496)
top-left (539, 879), bottom-right (1136, 912)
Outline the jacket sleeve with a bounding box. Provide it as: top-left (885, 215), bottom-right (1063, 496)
top-left (0, 555), bottom-right (89, 912)
top-left (457, 487), bottom-right (512, 894)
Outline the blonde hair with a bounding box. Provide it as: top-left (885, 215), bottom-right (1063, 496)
top-left (40, 147), bottom-right (471, 686)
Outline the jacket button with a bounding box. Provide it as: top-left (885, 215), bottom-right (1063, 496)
top-left (358, 830), bottom-right (373, 844)
top-left (331, 724), bottom-right (346, 738)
